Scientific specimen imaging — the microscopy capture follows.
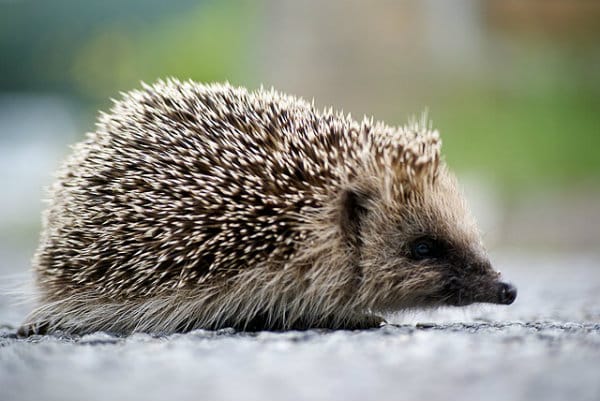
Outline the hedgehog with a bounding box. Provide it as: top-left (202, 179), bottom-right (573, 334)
top-left (20, 79), bottom-right (517, 335)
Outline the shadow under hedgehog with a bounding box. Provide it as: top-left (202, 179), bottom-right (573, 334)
top-left (20, 79), bottom-right (517, 335)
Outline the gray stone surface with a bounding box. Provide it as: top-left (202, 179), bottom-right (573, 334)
top-left (1, 251), bottom-right (599, 401)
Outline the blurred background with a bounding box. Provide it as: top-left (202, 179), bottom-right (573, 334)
top-left (1, 0), bottom-right (599, 282)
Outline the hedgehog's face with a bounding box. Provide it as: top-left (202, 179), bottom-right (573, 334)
top-left (343, 168), bottom-right (516, 312)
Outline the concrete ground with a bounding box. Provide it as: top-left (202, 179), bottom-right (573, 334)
top-left (1, 251), bottom-right (599, 401)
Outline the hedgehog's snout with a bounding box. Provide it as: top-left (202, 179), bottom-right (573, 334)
top-left (446, 266), bottom-right (518, 306)
top-left (476, 279), bottom-right (517, 305)
top-left (497, 282), bottom-right (517, 305)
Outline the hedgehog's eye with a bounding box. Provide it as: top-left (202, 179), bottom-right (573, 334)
top-left (410, 238), bottom-right (441, 260)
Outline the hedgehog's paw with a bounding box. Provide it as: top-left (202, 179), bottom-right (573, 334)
top-left (17, 320), bottom-right (49, 337)
top-left (345, 314), bottom-right (387, 330)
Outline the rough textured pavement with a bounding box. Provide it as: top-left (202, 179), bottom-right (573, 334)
top-left (1, 251), bottom-right (599, 401)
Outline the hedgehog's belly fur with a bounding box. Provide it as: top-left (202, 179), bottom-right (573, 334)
top-left (22, 268), bottom-right (384, 335)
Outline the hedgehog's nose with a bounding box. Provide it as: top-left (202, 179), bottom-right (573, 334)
top-left (498, 282), bottom-right (517, 305)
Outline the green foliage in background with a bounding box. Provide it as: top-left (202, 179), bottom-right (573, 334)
top-left (70, 1), bottom-right (260, 101)
top-left (0, 0), bottom-right (259, 98)
top-left (438, 89), bottom-right (599, 189)
top-left (434, 41), bottom-right (600, 189)
top-left (1, 0), bottom-right (598, 191)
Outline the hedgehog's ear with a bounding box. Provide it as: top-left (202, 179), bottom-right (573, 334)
top-left (339, 188), bottom-right (369, 247)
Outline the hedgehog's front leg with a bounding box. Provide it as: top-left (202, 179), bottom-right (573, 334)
top-left (347, 314), bottom-right (387, 330)
top-left (17, 320), bottom-right (49, 337)
top-left (318, 314), bottom-right (387, 330)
